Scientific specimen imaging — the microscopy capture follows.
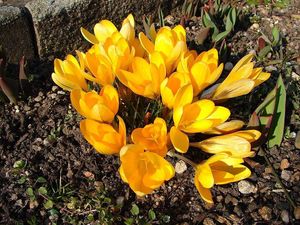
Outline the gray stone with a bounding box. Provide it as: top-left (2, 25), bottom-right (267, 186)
top-left (0, 5), bottom-right (36, 63)
top-left (238, 180), bottom-right (257, 194)
top-left (25, 0), bottom-right (167, 60)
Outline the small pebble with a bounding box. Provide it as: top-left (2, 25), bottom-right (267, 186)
top-left (280, 159), bottom-right (290, 170)
top-left (294, 206), bottom-right (300, 220)
top-left (265, 65), bottom-right (277, 72)
top-left (238, 180), bottom-right (257, 194)
top-left (281, 170), bottom-right (292, 181)
top-left (203, 218), bottom-right (215, 225)
top-left (34, 96), bottom-right (42, 102)
top-left (57, 90), bottom-right (65, 95)
top-left (280, 210), bottom-right (289, 224)
top-left (251, 23), bottom-right (259, 29)
top-left (175, 160), bottom-right (187, 174)
top-left (224, 62), bottom-right (233, 71)
top-left (52, 86), bottom-right (58, 91)
top-left (258, 206), bottom-right (272, 221)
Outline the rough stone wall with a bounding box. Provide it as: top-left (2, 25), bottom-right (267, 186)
top-left (0, 0), bottom-right (176, 63)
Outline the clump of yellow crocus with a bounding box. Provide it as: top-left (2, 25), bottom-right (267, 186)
top-left (52, 14), bottom-right (271, 203)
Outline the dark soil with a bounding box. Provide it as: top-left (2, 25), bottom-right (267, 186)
top-left (0, 2), bottom-right (300, 225)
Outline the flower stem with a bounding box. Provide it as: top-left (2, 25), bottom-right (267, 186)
top-left (167, 150), bottom-right (197, 168)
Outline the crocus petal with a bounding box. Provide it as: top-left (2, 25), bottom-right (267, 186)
top-left (233, 130), bottom-right (261, 142)
top-left (173, 84), bottom-right (193, 109)
top-left (170, 126), bottom-right (189, 153)
top-left (139, 32), bottom-right (154, 54)
top-left (194, 172), bottom-right (213, 203)
top-left (80, 27), bottom-right (99, 44)
top-left (204, 120), bottom-right (245, 135)
top-left (212, 79), bottom-right (255, 100)
top-left (191, 135), bottom-right (251, 158)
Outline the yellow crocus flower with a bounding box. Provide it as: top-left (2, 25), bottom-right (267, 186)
top-left (212, 53), bottom-right (271, 100)
top-left (70, 85), bottom-right (119, 123)
top-left (119, 144), bottom-right (175, 196)
top-left (80, 116), bottom-right (126, 155)
top-left (177, 48), bottom-right (224, 96)
top-left (139, 25), bottom-right (187, 75)
top-left (131, 117), bottom-right (168, 157)
top-left (52, 54), bottom-right (88, 91)
top-left (194, 153), bottom-right (251, 203)
top-left (118, 52), bottom-right (166, 99)
top-left (173, 85), bottom-right (230, 133)
top-left (190, 130), bottom-right (261, 158)
top-left (160, 71), bottom-right (191, 109)
top-left (203, 120), bottom-right (245, 135)
top-left (81, 14), bottom-right (134, 44)
top-left (170, 84), bottom-right (230, 154)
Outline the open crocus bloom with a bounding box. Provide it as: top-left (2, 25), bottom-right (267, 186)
top-left (170, 84), bottom-right (230, 153)
top-left (79, 48), bottom-right (115, 86)
top-left (80, 116), bottom-right (126, 154)
top-left (52, 55), bottom-right (88, 91)
top-left (118, 52), bottom-right (166, 99)
top-left (139, 25), bottom-right (187, 75)
top-left (70, 85), bottom-right (119, 123)
top-left (173, 85), bottom-right (230, 133)
top-left (212, 53), bottom-right (271, 101)
top-left (194, 153), bottom-right (251, 203)
top-left (119, 144), bottom-right (175, 196)
top-left (131, 117), bottom-right (168, 157)
top-left (81, 14), bottom-right (134, 45)
top-left (177, 48), bottom-right (224, 96)
top-left (91, 33), bottom-right (135, 74)
top-left (160, 71), bottom-right (191, 109)
top-left (190, 130), bottom-right (261, 158)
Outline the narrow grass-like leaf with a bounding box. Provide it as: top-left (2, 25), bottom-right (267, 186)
top-left (249, 75), bottom-right (286, 147)
top-left (272, 27), bottom-right (280, 46)
top-left (267, 75), bottom-right (286, 147)
top-left (0, 76), bottom-right (17, 104)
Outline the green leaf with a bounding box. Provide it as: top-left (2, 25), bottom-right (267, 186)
top-left (202, 13), bottom-right (219, 39)
top-left (26, 188), bottom-right (34, 197)
top-left (124, 218), bottom-right (134, 225)
top-left (267, 75), bottom-right (286, 147)
top-left (18, 176), bottom-right (27, 184)
top-left (38, 187), bottom-right (47, 195)
top-left (148, 209), bottom-right (156, 220)
top-left (87, 213), bottom-right (94, 221)
top-left (44, 199), bottom-right (53, 209)
top-left (250, 75), bottom-right (286, 147)
top-left (258, 45), bottom-right (272, 58)
top-left (13, 160), bottom-right (26, 169)
top-left (272, 26), bottom-right (280, 46)
top-left (213, 30), bottom-right (230, 43)
top-left (36, 177), bottom-right (47, 183)
top-left (130, 204), bottom-right (139, 216)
